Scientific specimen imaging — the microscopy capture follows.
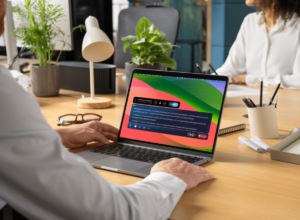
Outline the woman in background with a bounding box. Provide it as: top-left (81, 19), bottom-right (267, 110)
top-left (217, 0), bottom-right (300, 89)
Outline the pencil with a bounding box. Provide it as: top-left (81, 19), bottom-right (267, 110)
top-left (196, 63), bottom-right (202, 73)
top-left (260, 80), bottom-right (263, 107)
top-left (268, 83), bottom-right (281, 106)
top-left (209, 64), bottom-right (219, 76)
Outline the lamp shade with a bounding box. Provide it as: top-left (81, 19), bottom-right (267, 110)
top-left (82, 16), bottom-right (114, 62)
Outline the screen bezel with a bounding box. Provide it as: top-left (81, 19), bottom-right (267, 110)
top-left (117, 68), bottom-right (229, 156)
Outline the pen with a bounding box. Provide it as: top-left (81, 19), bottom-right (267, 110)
top-left (209, 64), bottom-right (219, 76)
top-left (268, 83), bottom-right (281, 105)
top-left (196, 63), bottom-right (203, 73)
top-left (242, 97), bottom-right (252, 108)
top-left (275, 96), bottom-right (279, 108)
top-left (260, 80), bottom-right (263, 107)
top-left (247, 97), bottom-right (257, 108)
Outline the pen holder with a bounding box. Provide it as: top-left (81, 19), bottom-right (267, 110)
top-left (247, 104), bottom-right (279, 139)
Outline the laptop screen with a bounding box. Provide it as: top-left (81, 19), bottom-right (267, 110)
top-left (119, 72), bottom-right (227, 154)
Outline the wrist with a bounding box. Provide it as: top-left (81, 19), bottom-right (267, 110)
top-left (55, 128), bottom-right (70, 146)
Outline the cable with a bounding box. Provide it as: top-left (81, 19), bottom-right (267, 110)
top-left (8, 47), bottom-right (25, 70)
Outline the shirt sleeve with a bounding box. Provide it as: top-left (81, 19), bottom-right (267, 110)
top-left (245, 45), bottom-right (300, 89)
top-left (0, 66), bottom-right (186, 220)
top-left (216, 17), bottom-right (248, 82)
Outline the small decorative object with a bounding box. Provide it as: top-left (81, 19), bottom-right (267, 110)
top-left (77, 16), bottom-right (114, 109)
top-left (12, 0), bottom-right (85, 97)
top-left (122, 17), bottom-right (178, 91)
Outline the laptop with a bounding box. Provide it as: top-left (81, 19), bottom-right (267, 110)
top-left (77, 69), bottom-right (229, 177)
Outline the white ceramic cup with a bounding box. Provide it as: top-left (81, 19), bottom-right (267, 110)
top-left (247, 104), bottom-right (279, 139)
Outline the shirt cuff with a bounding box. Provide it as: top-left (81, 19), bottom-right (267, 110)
top-left (142, 172), bottom-right (187, 199)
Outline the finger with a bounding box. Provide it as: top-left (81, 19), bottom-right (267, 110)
top-left (198, 166), bottom-right (209, 174)
top-left (90, 130), bottom-right (110, 145)
top-left (203, 174), bottom-right (214, 182)
top-left (97, 122), bottom-right (119, 134)
top-left (102, 132), bottom-right (118, 142)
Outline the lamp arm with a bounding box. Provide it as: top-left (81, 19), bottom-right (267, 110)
top-left (90, 61), bottom-right (94, 99)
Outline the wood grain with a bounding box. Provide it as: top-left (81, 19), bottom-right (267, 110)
top-left (1, 58), bottom-right (299, 219)
top-left (77, 97), bottom-right (111, 109)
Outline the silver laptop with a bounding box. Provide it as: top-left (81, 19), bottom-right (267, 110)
top-left (77, 69), bottom-right (229, 177)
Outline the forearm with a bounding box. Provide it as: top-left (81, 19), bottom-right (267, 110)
top-left (111, 172), bottom-right (187, 220)
top-left (54, 128), bottom-right (70, 146)
top-left (246, 74), bottom-right (300, 89)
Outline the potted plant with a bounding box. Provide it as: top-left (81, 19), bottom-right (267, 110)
top-left (12, 0), bottom-right (85, 97)
top-left (122, 17), bottom-right (178, 91)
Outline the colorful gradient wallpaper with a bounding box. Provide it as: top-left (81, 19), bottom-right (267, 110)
top-left (120, 73), bottom-right (226, 153)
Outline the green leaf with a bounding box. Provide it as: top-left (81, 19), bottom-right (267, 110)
top-left (72, 24), bottom-right (86, 33)
top-left (149, 42), bottom-right (172, 53)
top-left (146, 33), bottom-right (163, 43)
top-left (154, 54), bottom-right (177, 70)
top-left (122, 35), bottom-right (137, 46)
top-left (121, 35), bottom-right (137, 52)
top-left (149, 25), bottom-right (166, 39)
top-left (144, 55), bottom-right (155, 65)
top-left (130, 49), bottom-right (141, 56)
top-left (132, 56), bottom-right (142, 65)
top-left (136, 17), bottom-right (152, 40)
top-left (132, 37), bottom-right (146, 45)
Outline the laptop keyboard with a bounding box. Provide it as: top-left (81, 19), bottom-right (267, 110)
top-left (91, 143), bottom-right (203, 164)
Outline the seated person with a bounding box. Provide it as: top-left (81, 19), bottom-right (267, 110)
top-left (0, 0), bottom-right (213, 219)
top-left (217, 0), bottom-right (300, 89)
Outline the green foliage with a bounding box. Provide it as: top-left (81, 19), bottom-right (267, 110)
top-left (121, 17), bottom-right (179, 70)
top-left (12, 0), bottom-right (86, 66)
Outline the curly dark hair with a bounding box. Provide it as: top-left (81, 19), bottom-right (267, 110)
top-left (255, 0), bottom-right (300, 22)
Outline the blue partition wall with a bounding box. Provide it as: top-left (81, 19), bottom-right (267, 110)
top-left (211, 0), bottom-right (254, 69)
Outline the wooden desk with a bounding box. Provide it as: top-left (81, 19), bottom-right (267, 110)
top-left (39, 76), bottom-right (300, 220)
top-left (1, 59), bottom-right (300, 219)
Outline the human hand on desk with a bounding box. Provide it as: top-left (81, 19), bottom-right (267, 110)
top-left (232, 74), bottom-right (247, 84)
top-left (55, 121), bottom-right (119, 148)
top-left (151, 158), bottom-right (214, 191)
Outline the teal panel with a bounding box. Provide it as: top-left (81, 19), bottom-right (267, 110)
top-left (211, 0), bottom-right (254, 68)
top-left (211, 3), bottom-right (226, 46)
top-left (224, 4), bottom-right (254, 46)
top-left (211, 46), bottom-right (230, 69)
top-left (162, 0), bottom-right (202, 72)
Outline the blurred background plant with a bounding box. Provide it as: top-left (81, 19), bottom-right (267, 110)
top-left (12, 0), bottom-right (85, 66)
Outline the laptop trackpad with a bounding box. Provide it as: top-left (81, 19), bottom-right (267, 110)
top-left (92, 157), bottom-right (150, 172)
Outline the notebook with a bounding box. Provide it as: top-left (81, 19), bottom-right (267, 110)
top-left (218, 120), bottom-right (246, 136)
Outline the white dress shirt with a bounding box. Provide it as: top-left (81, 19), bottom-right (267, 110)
top-left (216, 12), bottom-right (300, 89)
top-left (0, 65), bottom-right (187, 220)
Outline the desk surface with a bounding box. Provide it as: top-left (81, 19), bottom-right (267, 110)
top-left (1, 58), bottom-right (300, 219)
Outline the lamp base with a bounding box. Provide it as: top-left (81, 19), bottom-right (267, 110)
top-left (78, 97), bottom-right (111, 109)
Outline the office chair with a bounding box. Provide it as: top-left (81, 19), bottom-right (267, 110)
top-left (114, 2), bottom-right (180, 69)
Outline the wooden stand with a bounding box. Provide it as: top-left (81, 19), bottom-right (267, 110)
top-left (78, 97), bottom-right (111, 109)
top-left (78, 61), bottom-right (112, 109)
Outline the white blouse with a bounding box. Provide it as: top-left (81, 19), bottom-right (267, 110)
top-left (216, 12), bottom-right (300, 89)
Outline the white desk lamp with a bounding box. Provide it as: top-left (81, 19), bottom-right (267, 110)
top-left (78, 16), bottom-right (114, 109)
